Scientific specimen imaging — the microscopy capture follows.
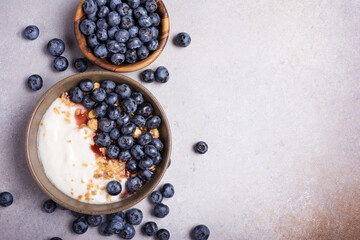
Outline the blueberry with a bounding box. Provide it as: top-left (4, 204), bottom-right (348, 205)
top-left (98, 117), bottom-right (116, 132)
top-left (0, 192), bottom-right (13, 207)
top-left (107, 40), bottom-right (121, 53)
top-left (95, 132), bottom-right (111, 147)
top-left (156, 229), bottom-right (170, 240)
top-left (99, 222), bottom-right (113, 236)
top-left (72, 217), bottom-right (88, 234)
top-left (96, 28), bottom-right (108, 41)
top-left (138, 157), bottom-right (153, 170)
top-left (107, 211), bottom-right (125, 221)
top-left (121, 122), bottom-right (136, 135)
top-left (143, 221), bottom-right (158, 236)
top-left (50, 238), bottom-right (62, 240)
top-left (96, 18), bottom-right (109, 29)
top-left (108, 219), bottom-right (125, 234)
top-left (147, 39), bottom-right (159, 51)
top-left (69, 86), bottom-right (84, 103)
top-left (87, 11), bottom-right (98, 21)
top-left (125, 49), bottom-right (138, 63)
top-left (149, 13), bottom-right (160, 26)
top-left (192, 225), bottom-right (210, 240)
top-left (83, 0), bottom-right (97, 14)
top-left (43, 199), bottom-right (56, 213)
top-left (126, 176), bottom-right (142, 192)
top-left (128, 26), bottom-right (139, 38)
top-left (161, 183), bottom-right (174, 198)
top-left (131, 92), bottom-right (144, 105)
top-left (153, 203), bottom-right (169, 218)
top-left (94, 102), bottom-right (108, 117)
top-left (130, 144), bottom-right (145, 160)
top-left (116, 83), bottom-right (132, 99)
top-left (119, 223), bottom-right (136, 239)
top-left (126, 37), bottom-right (142, 49)
top-left (27, 74), bottom-right (43, 91)
top-left (194, 141), bottom-right (208, 154)
top-left (121, 15), bottom-right (135, 29)
top-left (71, 211), bottom-right (85, 218)
top-left (80, 19), bottom-right (96, 36)
top-left (79, 79), bottom-right (94, 93)
top-left (139, 27), bottom-right (153, 42)
top-left (175, 32), bottom-right (191, 47)
top-left (94, 44), bottom-right (109, 58)
top-left (131, 115), bottom-right (146, 127)
top-left (137, 45), bottom-right (149, 60)
top-left (106, 92), bottom-right (118, 105)
top-left (145, 145), bottom-right (158, 158)
top-left (138, 16), bottom-right (152, 28)
top-left (149, 191), bottom-right (163, 204)
top-left (111, 53), bottom-right (126, 65)
top-left (119, 150), bottom-right (132, 161)
top-left (137, 132), bottom-right (153, 145)
top-left (117, 3), bottom-right (131, 16)
top-left (110, 127), bottom-right (121, 140)
top-left (126, 208), bottom-right (143, 225)
top-left (136, 102), bottom-right (154, 117)
top-left (108, 26), bottom-right (120, 39)
top-left (151, 138), bottom-right (164, 151)
top-left (101, 80), bottom-right (116, 93)
top-left (109, 0), bottom-right (122, 10)
top-left (116, 112), bottom-right (130, 126)
top-left (107, 11), bottom-right (121, 26)
top-left (118, 135), bottom-right (134, 150)
top-left (126, 159), bottom-right (138, 173)
top-left (47, 38), bottom-right (65, 56)
top-left (53, 56), bottom-right (68, 72)
top-left (97, 5), bottom-right (109, 18)
top-left (95, 0), bottom-right (107, 7)
top-left (150, 26), bottom-right (159, 39)
top-left (141, 69), bottom-right (155, 83)
top-left (122, 98), bottom-right (137, 113)
top-left (106, 180), bottom-right (122, 195)
top-left (146, 115), bottom-right (161, 129)
top-left (86, 215), bottom-right (102, 227)
top-left (87, 34), bottom-right (99, 48)
top-left (134, 6), bottom-right (147, 19)
top-left (74, 58), bottom-right (88, 72)
top-left (24, 25), bottom-right (39, 40)
top-left (152, 154), bottom-right (162, 165)
top-left (137, 169), bottom-right (152, 182)
top-left (107, 144), bottom-right (120, 158)
top-left (128, 0), bottom-right (141, 8)
top-left (91, 87), bottom-right (107, 102)
top-left (115, 29), bottom-right (130, 43)
top-left (155, 66), bottom-right (169, 83)
top-left (145, 0), bottom-right (157, 13)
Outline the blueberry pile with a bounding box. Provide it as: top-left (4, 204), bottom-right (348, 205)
top-left (69, 79), bottom-right (164, 195)
top-left (80, 0), bottom-right (161, 65)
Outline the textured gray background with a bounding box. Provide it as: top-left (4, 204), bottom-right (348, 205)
top-left (1, 0), bottom-right (360, 239)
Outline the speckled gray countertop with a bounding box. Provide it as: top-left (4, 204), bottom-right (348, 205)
top-left (1, 0), bottom-right (360, 239)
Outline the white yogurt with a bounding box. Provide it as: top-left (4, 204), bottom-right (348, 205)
top-left (37, 97), bottom-right (128, 204)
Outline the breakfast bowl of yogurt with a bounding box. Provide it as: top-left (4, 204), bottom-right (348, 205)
top-left (25, 71), bottom-right (171, 214)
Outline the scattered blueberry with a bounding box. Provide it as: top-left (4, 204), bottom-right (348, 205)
top-left (99, 222), bottom-right (113, 236)
top-left (175, 32), bottom-right (191, 47)
top-left (108, 218), bottom-right (125, 234)
top-left (194, 141), bottom-right (208, 154)
top-left (43, 199), bottom-right (57, 213)
top-left (47, 38), bottom-right (65, 56)
top-left (27, 74), bottom-right (43, 91)
top-left (156, 229), bottom-right (170, 240)
top-left (161, 183), bottom-right (174, 198)
top-left (141, 69), bottom-right (155, 83)
top-left (125, 208), bottom-right (143, 225)
top-left (95, 132), bottom-right (111, 147)
top-left (119, 223), bottom-right (136, 239)
top-left (126, 176), bottom-right (142, 192)
top-left (24, 25), bottom-right (39, 40)
top-left (155, 66), bottom-right (169, 83)
top-left (149, 190), bottom-right (163, 204)
top-left (146, 115), bottom-right (161, 129)
top-left (72, 217), bottom-right (88, 234)
top-left (0, 192), bottom-right (13, 207)
top-left (154, 203), bottom-right (169, 218)
top-left (143, 221), bottom-right (158, 236)
top-left (86, 215), bottom-right (102, 227)
top-left (107, 211), bottom-right (125, 221)
top-left (53, 56), bottom-right (69, 72)
top-left (106, 180), bottom-right (122, 195)
top-left (192, 225), bottom-right (210, 240)
top-left (69, 86), bottom-right (84, 103)
top-left (106, 144), bottom-right (120, 158)
top-left (80, 19), bottom-right (96, 36)
top-left (74, 58), bottom-right (88, 72)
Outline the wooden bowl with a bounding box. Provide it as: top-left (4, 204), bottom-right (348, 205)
top-left (25, 71), bottom-right (172, 215)
top-left (74, 0), bottom-right (170, 73)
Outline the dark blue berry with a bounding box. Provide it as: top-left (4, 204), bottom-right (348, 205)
top-left (116, 83), bottom-right (132, 99)
top-left (47, 38), bottom-right (65, 56)
top-left (109, 0), bottom-right (122, 10)
top-left (80, 19), bottom-right (96, 36)
top-left (128, 26), bottom-right (139, 38)
top-left (137, 132), bottom-right (153, 146)
top-left (87, 34), bottom-right (99, 48)
top-left (119, 150), bottom-right (132, 161)
top-left (145, 145), bottom-right (158, 158)
top-left (134, 6), bottom-right (147, 19)
top-left (119, 223), bottom-right (136, 239)
top-left (91, 87), bottom-right (107, 102)
top-left (106, 180), bottom-right (122, 195)
top-left (95, 0), bottom-right (107, 6)
top-left (138, 157), bottom-right (153, 170)
top-left (146, 115), bottom-right (161, 129)
top-left (192, 225), bottom-right (210, 240)
top-left (108, 219), bottom-right (125, 234)
top-left (145, 0), bottom-right (157, 12)
top-left (107, 11), bottom-right (121, 26)
top-left (122, 98), bottom-right (137, 113)
top-left (87, 11), bottom-right (98, 21)
top-left (97, 6), bottom-right (109, 18)
top-left (130, 144), bottom-right (144, 160)
top-left (139, 27), bottom-right (152, 42)
top-left (137, 45), bottom-right (149, 59)
top-left (155, 66), bottom-right (169, 83)
top-left (115, 29), bottom-right (130, 43)
top-left (95, 132), bottom-right (111, 147)
top-left (131, 115), bottom-right (146, 127)
top-left (131, 92), bottom-right (144, 105)
top-left (141, 69), bottom-right (155, 83)
top-left (116, 112), bottom-right (130, 126)
top-left (107, 40), bottom-right (122, 53)
top-left (94, 102), bottom-right (108, 117)
top-left (107, 211), bottom-right (125, 221)
top-left (118, 135), bottom-right (134, 150)
top-left (137, 169), bottom-right (152, 182)
top-left (43, 199), bottom-right (56, 213)
top-left (149, 190), bottom-right (163, 204)
top-left (128, 0), bottom-right (141, 8)
top-left (175, 32), bottom-right (191, 47)
top-left (53, 56), bottom-right (68, 72)
top-left (161, 183), bottom-right (174, 198)
top-left (147, 39), bottom-right (158, 51)
top-left (107, 144), bottom-right (120, 158)
top-left (121, 122), bottom-right (136, 135)
top-left (83, 0), bottom-right (97, 15)
top-left (110, 127), bottom-right (121, 140)
top-left (126, 159), bottom-right (138, 173)
top-left (126, 176), bottom-right (142, 192)
top-left (121, 15), bottom-right (135, 29)
top-left (195, 141), bottom-right (208, 154)
top-left (0, 192), bottom-right (13, 207)
top-left (72, 217), bottom-right (88, 234)
top-left (154, 203), bottom-right (169, 218)
top-left (107, 105), bottom-right (121, 120)
top-left (94, 44), bottom-right (109, 58)
top-left (126, 208), bottom-right (143, 225)
top-left (150, 26), bottom-right (159, 39)
top-left (79, 79), bottom-right (94, 92)
top-left (151, 138), bottom-right (163, 151)
top-left (125, 49), bottom-right (138, 63)
top-left (74, 58), bottom-right (88, 72)
top-left (96, 28), bottom-right (108, 41)
top-left (97, 18), bottom-right (109, 29)
top-left (24, 25), bottom-right (39, 40)
top-left (106, 92), bottom-right (118, 105)
top-left (27, 74), bottom-right (43, 91)
top-left (142, 221), bottom-right (158, 236)
top-left (136, 102), bottom-right (153, 117)
top-left (117, 3), bottom-right (130, 16)
top-left (156, 229), bottom-right (170, 240)
top-left (50, 238), bottom-right (62, 240)
top-left (111, 53), bottom-right (126, 65)
top-left (101, 80), bottom-right (116, 93)
top-left (149, 13), bottom-right (160, 26)
top-left (98, 117), bottom-right (116, 132)
top-left (71, 211), bottom-right (85, 218)
top-left (99, 222), bottom-right (113, 236)
top-left (69, 86), bottom-right (84, 103)
top-left (86, 215), bottom-right (102, 227)
top-left (138, 16), bottom-right (152, 28)
top-left (126, 37), bottom-right (142, 49)
top-left (108, 26), bottom-right (120, 39)
top-left (152, 154), bottom-right (162, 165)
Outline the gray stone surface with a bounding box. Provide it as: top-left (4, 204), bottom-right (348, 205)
top-left (1, 0), bottom-right (360, 239)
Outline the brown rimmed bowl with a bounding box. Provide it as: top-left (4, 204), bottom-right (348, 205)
top-left (25, 71), bottom-right (172, 215)
top-left (74, 0), bottom-right (170, 73)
